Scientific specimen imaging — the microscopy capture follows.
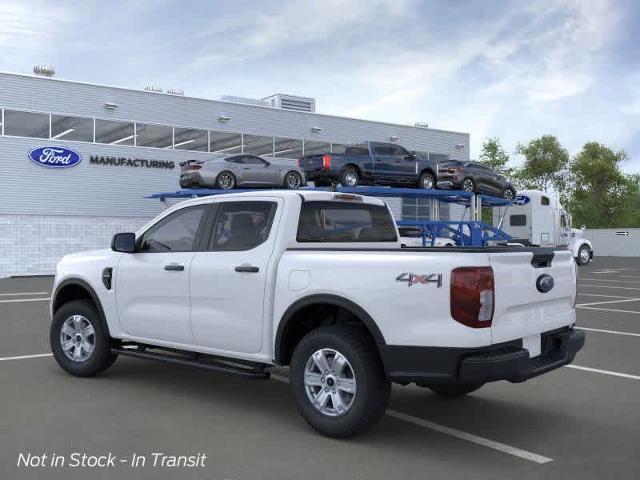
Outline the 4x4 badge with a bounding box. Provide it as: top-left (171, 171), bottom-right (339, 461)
top-left (396, 273), bottom-right (442, 288)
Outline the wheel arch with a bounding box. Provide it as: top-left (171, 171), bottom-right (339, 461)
top-left (342, 163), bottom-right (362, 176)
top-left (419, 167), bottom-right (436, 178)
top-left (52, 278), bottom-right (111, 336)
top-left (274, 294), bottom-right (386, 366)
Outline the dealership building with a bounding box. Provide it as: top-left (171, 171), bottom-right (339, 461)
top-left (0, 70), bottom-right (470, 276)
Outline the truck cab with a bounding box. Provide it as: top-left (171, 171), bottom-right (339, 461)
top-left (494, 189), bottom-right (593, 265)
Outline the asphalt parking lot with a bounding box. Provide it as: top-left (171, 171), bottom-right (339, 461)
top-left (1, 258), bottom-right (639, 480)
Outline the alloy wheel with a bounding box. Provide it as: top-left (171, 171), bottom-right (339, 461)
top-left (304, 348), bottom-right (357, 417)
top-left (60, 315), bottom-right (95, 362)
top-left (218, 172), bottom-right (235, 189)
top-left (286, 172), bottom-right (302, 189)
top-left (344, 172), bottom-right (358, 187)
top-left (462, 179), bottom-right (474, 192)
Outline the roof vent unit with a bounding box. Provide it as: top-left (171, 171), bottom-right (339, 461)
top-left (219, 95), bottom-right (271, 107)
top-left (167, 89), bottom-right (184, 96)
top-left (144, 85), bottom-right (163, 93)
top-left (33, 65), bottom-right (55, 77)
top-left (263, 94), bottom-right (316, 113)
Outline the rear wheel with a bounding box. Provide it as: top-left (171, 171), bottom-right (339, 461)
top-left (290, 326), bottom-right (390, 438)
top-left (576, 244), bottom-right (592, 266)
top-left (418, 172), bottom-right (436, 189)
top-left (462, 178), bottom-right (475, 192)
top-left (215, 171), bottom-right (236, 190)
top-left (428, 382), bottom-right (484, 398)
top-left (284, 171), bottom-right (303, 189)
top-left (50, 300), bottom-right (117, 377)
top-left (503, 187), bottom-right (515, 200)
top-left (339, 167), bottom-right (359, 187)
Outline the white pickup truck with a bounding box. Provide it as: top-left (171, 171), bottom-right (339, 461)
top-left (50, 190), bottom-right (584, 438)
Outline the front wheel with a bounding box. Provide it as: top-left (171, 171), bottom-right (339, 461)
top-left (50, 300), bottom-right (117, 377)
top-left (428, 382), bottom-right (484, 398)
top-left (462, 178), bottom-right (475, 192)
top-left (576, 244), bottom-right (592, 266)
top-left (290, 326), bottom-right (390, 438)
top-left (418, 172), bottom-right (436, 189)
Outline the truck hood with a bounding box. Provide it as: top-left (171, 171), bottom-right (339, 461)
top-left (58, 249), bottom-right (119, 270)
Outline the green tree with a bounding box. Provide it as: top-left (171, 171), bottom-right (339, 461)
top-left (514, 135), bottom-right (569, 193)
top-left (478, 137), bottom-right (512, 176)
top-left (568, 143), bottom-right (640, 227)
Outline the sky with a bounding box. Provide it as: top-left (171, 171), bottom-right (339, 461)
top-left (1, 0), bottom-right (639, 171)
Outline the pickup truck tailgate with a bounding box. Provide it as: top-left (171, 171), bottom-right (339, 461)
top-left (489, 249), bottom-right (576, 344)
top-left (298, 154), bottom-right (326, 175)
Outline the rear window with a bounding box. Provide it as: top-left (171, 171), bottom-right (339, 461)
top-left (297, 201), bottom-right (397, 242)
top-left (345, 146), bottom-right (369, 156)
top-left (510, 214), bottom-right (527, 226)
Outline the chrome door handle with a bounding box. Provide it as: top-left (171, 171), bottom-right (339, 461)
top-left (164, 264), bottom-right (185, 271)
top-left (235, 265), bottom-right (259, 273)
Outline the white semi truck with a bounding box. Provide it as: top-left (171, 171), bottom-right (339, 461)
top-left (493, 189), bottom-right (594, 265)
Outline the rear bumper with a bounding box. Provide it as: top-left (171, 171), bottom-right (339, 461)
top-left (179, 171), bottom-right (206, 188)
top-left (381, 327), bottom-right (585, 385)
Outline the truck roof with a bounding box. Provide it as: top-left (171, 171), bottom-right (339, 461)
top-left (167, 189), bottom-right (388, 211)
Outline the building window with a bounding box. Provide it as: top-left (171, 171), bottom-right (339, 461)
top-left (303, 140), bottom-right (330, 156)
top-left (243, 134), bottom-right (273, 156)
top-left (331, 143), bottom-right (348, 154)
top-left (95, 119), bottom-right (135, 145)
top-left (3, 110), bottom-right (49, 138)
top-left (273, 137), bottom-right (303, 159)
top-left (209, 131), bottom-right (242, 154)
top-left (136, 123), bottom-right (173, 149)
top-left (51, 115), bottom-right (94, 142)
top-left (173, 127), bottom-right (208, 151)
top-left (402, 199), bottom-right (431, 221)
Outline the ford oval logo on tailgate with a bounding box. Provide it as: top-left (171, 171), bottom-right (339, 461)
top-left (536, 274), bottom-right (554, 293)
top-left (28, 146), bottom-right (82, 168)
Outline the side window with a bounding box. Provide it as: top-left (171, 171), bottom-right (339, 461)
top-left (297, 201), bottom-right (398, 242)
top-left (226, 156), bottom-right (244, 164)
top-left (208, 201), bottom-right (277, 251)
top-left (138, 206), bottom-right (207, 253)
top-left (541, 196), bottom-right (550, 206)
top-left (560, 214), bottom-right (567, 228)
top-left (510, 214), bottom-right (527, 227)
top-left (372, 144), bottom-right (390, 155)
top-left (388, 145), bottom-right (409, 157)
top-left (243, 156), bottom-right (267, 165)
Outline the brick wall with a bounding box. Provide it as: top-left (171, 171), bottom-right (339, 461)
top-left (0, 215), bottom-right (151, 277)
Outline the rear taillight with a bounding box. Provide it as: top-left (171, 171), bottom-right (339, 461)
top-left (447, 167), bottom-right (462, 174)
top-left (191, 164), bottom-right (202, 170)
top-left (450, 267), bottom-right (494, 328)
top-left (322, 154), bottom-right (331, 171)
top-left (297, 158), bottom-right (301, 167)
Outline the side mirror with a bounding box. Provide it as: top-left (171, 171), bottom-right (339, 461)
top-left (111, 232), bottom-right (136, 253)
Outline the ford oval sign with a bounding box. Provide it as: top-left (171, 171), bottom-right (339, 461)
top-left (28, 146), bottom-right (82, 168)
top-left (514, 195), bottom-right (530, 205)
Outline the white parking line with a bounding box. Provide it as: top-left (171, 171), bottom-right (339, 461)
top-left (0, 291), bottom-right (50, 297)
top-left (577, 327), bottom-right (640, 338)
top-left (582, 278), bottom-right (640, 285)
top-left (566, 365), bottom-right (640, 381)
top-left (577, 293), bottom-right (633, 299)
top-left (578, 284), bottom-right (640, 291)
top-left (576, 297), bottom-right (640, 307)
top-left (577, 306), bottom-right (640, 315)
top-left (0, 353), bottom-right (53, 362)
top-left (0, 297), bottom-right (51, 304)
top-left (270, 373), bottom-right (553, 464)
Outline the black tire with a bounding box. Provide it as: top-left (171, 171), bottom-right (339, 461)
top-left (576, 244), bottom-right (592, 266)
top-left (283, 171), bottom-right (303, 189)
top-left (215, 171), bottom-right (236, 190)
top-left (418, 172), bottom-right (436, 190)
top-left (461, 178), bottom-right (475, 192)
top-left (290, 325), bottom-right (390, 438)
top-left (50, 300), bottom-right (117, 377)
top-left (339, 166), bottom-right (359, 187)
top-left (503, 187), bottom-right (515, 200)
top-left (428, 382), bottom-right (484, 398)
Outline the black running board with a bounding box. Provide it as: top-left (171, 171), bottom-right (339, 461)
top-left (112, 346), bottom-right (270, 379)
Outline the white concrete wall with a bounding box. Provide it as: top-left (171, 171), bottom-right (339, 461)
top-left (583, 228), bottom-right (640, 257)
top-left (0, 215), bottom-right (151, 277)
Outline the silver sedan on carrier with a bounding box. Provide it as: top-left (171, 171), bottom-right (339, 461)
top-left (179, 154), bottom-right (306, 190)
